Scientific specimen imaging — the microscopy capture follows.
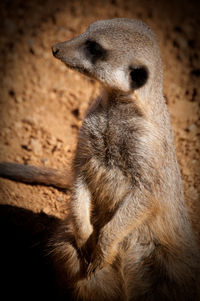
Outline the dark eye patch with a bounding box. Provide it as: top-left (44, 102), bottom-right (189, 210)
top-left (130, 66), bottom-right (148, 89)
top-left (84, 40), bottom-right (107, 63)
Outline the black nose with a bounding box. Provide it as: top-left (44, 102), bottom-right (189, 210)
top-left (52, 45), bottom-right (59, 57)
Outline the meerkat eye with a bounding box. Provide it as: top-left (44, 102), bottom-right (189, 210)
top-left (84, 40), bottom-right (107, 63)
top-left (130, 66), bottom-right (148, 89)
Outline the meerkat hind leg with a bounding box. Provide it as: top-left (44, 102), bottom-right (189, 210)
top-left (50, 219), bottom-right (127, 301)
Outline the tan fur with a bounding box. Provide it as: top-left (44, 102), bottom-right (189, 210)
top-left (49, 19), bottom-right (200, 300)
top-left (1, 18), bottom-right (199, 300)
top-left (0, 162), bottom-right (72, 188)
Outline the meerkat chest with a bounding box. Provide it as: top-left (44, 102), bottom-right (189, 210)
top-left (74, 102), bottom-right (148, 194)
top-left (81, 103), bottom-right (142, 160)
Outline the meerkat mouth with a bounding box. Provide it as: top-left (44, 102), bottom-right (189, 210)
top-left (63, 61), bottom-right (94, 79)
top-left (71, 65), bottom-right (91, 76)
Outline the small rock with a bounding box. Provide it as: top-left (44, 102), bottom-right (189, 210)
top-left (14, 121), bottom-right (22, 129)
top-left (41, 157), bottom-right (47, 164)
top-left (57, 196), bottom-right (63, 202)
top-left (30, 138), bottom-right (42, 155)
top-left (15, 96), bottom-right (23, 103)
top-left (187, 124), bottom-right (197, 133)
top-left (56, 141), bottom-right (62, 150)
top-left (15, 156), bottom-right (21, 163)
top-left (22, 116), bottom-right (36, 126)
top-left (48, 136), bottom-right (57, 145)
top-left (50, 91), bottom-right (56, 100)
top-left (42, 206), bottom-right (51, 215)
top-left (22, 155), bottom-right (30, 164)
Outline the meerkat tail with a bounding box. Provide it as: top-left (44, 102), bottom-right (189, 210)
top-left (0, 162), bottom-right (72, 189)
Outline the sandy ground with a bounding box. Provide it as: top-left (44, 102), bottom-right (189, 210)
top-left (0, 0), bottom-right (199, 299)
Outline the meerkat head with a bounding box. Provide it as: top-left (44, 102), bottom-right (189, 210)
top-left (52, 18), bottom-right (162, 95)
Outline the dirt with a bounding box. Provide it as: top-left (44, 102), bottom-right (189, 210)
top-left (0, 0), bottom-right (199, 299)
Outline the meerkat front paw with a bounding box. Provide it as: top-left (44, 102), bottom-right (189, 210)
top-left (75, 235), bottom-right (87, 250)
top-left (87, 247), bottom-right (105, 276)
top-left (87, 243), bottom-right (118, 276)
top-left (80, 232), bottom-right (97, 263)
top-left (77, 232), bottom-right (98, 279)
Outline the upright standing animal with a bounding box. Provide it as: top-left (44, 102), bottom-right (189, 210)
top-left (0, 18), bottom-right (199, 300)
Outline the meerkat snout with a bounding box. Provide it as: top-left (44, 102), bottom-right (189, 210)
top-left (52, 42), bottom-right (68, 60)
top-left (52, 45), bottom-right (60, 57)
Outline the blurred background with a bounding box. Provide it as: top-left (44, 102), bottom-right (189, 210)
top-left (0, 0), bottom-right (199, 299)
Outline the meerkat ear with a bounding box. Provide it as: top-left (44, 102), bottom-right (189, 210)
top-left (129, 66), bottom-right (149, 89)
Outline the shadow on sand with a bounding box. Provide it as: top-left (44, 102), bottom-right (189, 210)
top-left (0, 204), bottom-right (70, 300)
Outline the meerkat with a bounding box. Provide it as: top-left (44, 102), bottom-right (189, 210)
top-left (0, 18), bottom-right (199, 300)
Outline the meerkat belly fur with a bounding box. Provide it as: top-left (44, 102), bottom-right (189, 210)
top-left (1, 18), bottom-right (199, 300)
